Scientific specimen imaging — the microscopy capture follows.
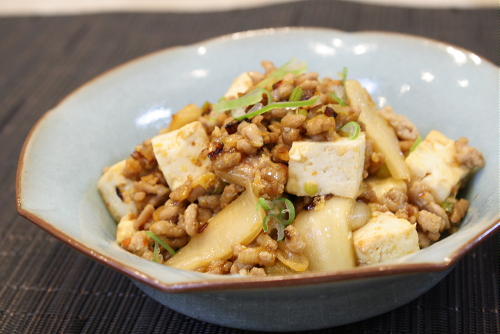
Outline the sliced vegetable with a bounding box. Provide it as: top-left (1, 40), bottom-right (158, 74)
top-left (257, 59), bottom-right (308, 89)
top-left (276, 244), bottom-right (309, 272)
top-left (289, 86), bottom-right (304, 101)
top-left (293, 196), bottom-right (356, 272)
top-left (331, 92), bottom-right (347, 106)
top-left (167, 189), bottom-right (265, 270)
top-left (258, 197), bottom-right (272, 211)
top-left (146, 231), bottom-right (176, 256)
top-left (235, 97), bottom-right (319, 121)
top-left (340, 121), bottom-right (361, 140)
top-left (345, 80), bottom-right (410, 180)
top-left (213, 88), bottom-right (269, 113)
top-left (167, 104), bottom-right (203, 132)
top-left (153, 241), bottom-right (162, 263)
top-left (410, 136), bottom-right (423, 152)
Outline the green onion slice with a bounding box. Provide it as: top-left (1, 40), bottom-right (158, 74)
top-left (152, 241), bottom-right (162, 263)
top-left (257, 59), bottom-right (308, 89)
top-left (410, 136), bottom-right (423, 153)
top-left (441, 201), bottom-right (455, 213)
top-left (274, 198), bottom-right (296, 226)
top-left (263, 215), bottom-right (271, 233)
top-left (340, 121), bottom-right (361, 140)
top-left (340, 66), bottom-right (349, 84)
top-left (258, 197), bottom-right (272, 211)
top-left (331, 92), bottom-right (347, 106)
top-left (236, 97), bottom-right (319, 121)
top-left (276, 222), bottom-right (286, 241)
top-left (289, 86), bottom-right (304, 101)
top-left (146, 231), bottom-right (176, 256)
top-left (213, 88), bottom-right (270, 113)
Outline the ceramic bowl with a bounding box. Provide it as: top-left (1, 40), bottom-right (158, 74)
top-left (17, 27), bottom-right (499, 331)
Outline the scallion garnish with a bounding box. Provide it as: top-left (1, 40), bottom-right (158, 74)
top-left (213, 88), bottom-right (270, 113)
top-left (235, 97), bottom-right (319, 121)
top-left (340, 121), bottom-right (361, 140)
top-left (410, 136), bottom-right (423, 152)
top-left (257, 59), bottom-right (308, 89)
top-left (441, 201), bottom-right (455, 213)
top-left (340, 66), bottom-right (349, 84)
top-left (153, 241), bottom-right (162, 263)
top-left (146, 231), bottom-right (176, 256)
top-left (332, 92), bottom-right (347, 106)
top-left (276, 223), bottom-right (285, 241)
top-left (258, 197), bottom-right (296, 239)
top-left (289, 86), bottom-right (304, 101)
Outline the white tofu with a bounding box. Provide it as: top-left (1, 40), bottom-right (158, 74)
top-left (365, 177), bottom-right (407, 201)
top-left (116, 214), bottom-right (137, 245)
top-left (98, 160), bottom-right (137, 222)
top-left (406, 130), bottom-right (469, 202)
top-left (152, 121), bottom-right (210, 190)
top-left (224, 72), bottom-right (253, 99)
top-left (353, 212), bottom-right (419, 265)
top-left (286, 134), bottom-right (366, 198)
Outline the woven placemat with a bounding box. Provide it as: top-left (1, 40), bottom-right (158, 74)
top-left (0, 0), bottom-right (498, 332)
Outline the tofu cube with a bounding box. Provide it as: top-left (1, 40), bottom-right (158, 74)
top-left (152, 121), bottom-right (210, 190)
top-left (353, 212), bottom-right (419, 265)
top-left (365, 177), bottom-right (407, 201)
top-left (406, 130), bottom-right (468, 202)
top-left (286, 134), bottom-right (366, 198)
top-left (116, 214), bottom-right (137, 245)
top-left (224, 72), bottom-right (253, 99)
top-left (98, 160), bottom-right (137, 222)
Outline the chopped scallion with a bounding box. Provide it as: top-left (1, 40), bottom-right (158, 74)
top-left (289, 86), bottom-right (304, 101)
top-left (441, 201), bottom-right (455, 213)
top-left (276, 222), bottom-right (285, 241)
top-left (410, 136), bottom-right (423, 152)
top-left (258, 197), bottom-right (272, 211)
top-left (340, 67), bottom-right (349, 84)
top-left (340, 121), bottom-right (361, 140)
top-left (257, 59), bottom-right (308, 89)
top-left (263, 215), bottom-right (271, 233)
top-left (332, 92), bottom-right (347, 106)
top-left (304, 181), bottom-right (319, 196)
top-left (276, 198), bottom-right (296, 226)
top-left (213, 88), bottom-right (269, 113)
top-left (235, 97), bottom-right (319, 121)
top-left (146, 231), bottom-right (176, 256)
top-left (153, 241), bottom-right (161, 263)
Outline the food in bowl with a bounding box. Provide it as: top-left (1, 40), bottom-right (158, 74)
top-left (98, 60), bottom-right (484, 276)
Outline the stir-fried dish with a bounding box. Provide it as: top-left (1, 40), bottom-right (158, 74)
top-left (98, 60), bottom-right (485, 276)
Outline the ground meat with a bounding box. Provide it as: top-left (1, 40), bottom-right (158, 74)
top-left (408, 181), bottom-right (449, 229)
top-left (205, 260), bottom-right (232, 274)
top-left (184, 203), bottom-right (199, 236)
top-left (271, 144), bottom-right (290, 163)
top-left (154, 200), bottom-right (183, 221)
top-left (417, 210), bottom-right (443, 234)
top-left (281, 113), bottom-right (307, 128)
top-left (213, 151), bottom-right (242, 170)
top-left (150, 220), bottom-right (186, 238)
top-left (127, 231), bottom-right (149, 254)
top-left (256, 233), bottom-right (279, 250)
top-left (169, 182), bottom-right (192, 202)
top-left (197, 195), bottom-right (220, 210)
top-left (381, 188), bottom-right (408, 213)
top-left (455, 138), bottom-right (485, 169)
top-left (238, 122), bottom-right (264, 148)
top-left (305, 114), bottom-right (335, 136)
top-left (450, 198), bottom-right (469, 224)
top-left (281, 127), bottom-right (302, 145)
top-left (255, 161), bottom-right (288, 198)
top-left (220, 184), bottom-right (244, 208)
top-left (236, 138), bottom-right (258, 154)
top-left (134, 204), bottom-right (154, 229)
top-left (276, 82), bottom-right (294, 99)
top-left (379, 106), bottom-right (419, 141)
top-left (417, 231), bottom-right (432, 248)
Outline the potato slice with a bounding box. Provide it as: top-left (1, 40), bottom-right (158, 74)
top-left (166, 188), bottom-right (265, 270)
top-left (166, 104), bottom-right (203, 132)
top-left (294, 197), bottom-right (356, 272)
top-left (345, 80), bottom-right (410, 180)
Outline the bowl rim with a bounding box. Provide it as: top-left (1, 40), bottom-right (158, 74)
top-left (16, 26), bottom-right (500, 293)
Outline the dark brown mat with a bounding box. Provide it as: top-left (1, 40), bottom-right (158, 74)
top-left (1, 0), bottom-right (498, 332)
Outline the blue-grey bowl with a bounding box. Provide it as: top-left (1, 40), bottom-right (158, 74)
top-left (17, 27), bottom-right (499, 331)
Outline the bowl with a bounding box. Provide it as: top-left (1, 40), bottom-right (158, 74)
top-left (17, 27), bottom-right (499, 331)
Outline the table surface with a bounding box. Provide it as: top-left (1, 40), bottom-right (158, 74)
top-left (1, 0), bottom-right (498, 333)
